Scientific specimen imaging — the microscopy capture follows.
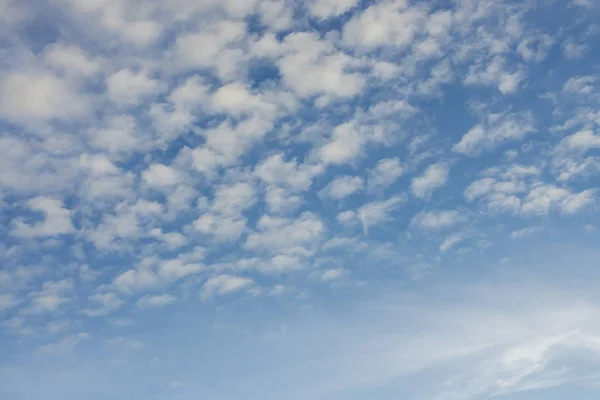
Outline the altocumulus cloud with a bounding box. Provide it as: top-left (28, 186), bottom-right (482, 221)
top-left (1, 0), bottom-right (600, 399)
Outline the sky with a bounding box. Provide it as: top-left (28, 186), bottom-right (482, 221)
top-left (1, 0), bottom-right (600, 399)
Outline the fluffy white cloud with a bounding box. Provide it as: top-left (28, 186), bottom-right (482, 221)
top-left (509, 226), bottom-right (541, 239)
top-left (211, 182), bottom-right (256, 215)
top-left (27, 279), bottom-right (73, 314)
top-left (83, 292), bottom-right (124, 317)
top-left (464, 56), bottom-right (526, 94)
top-left (367, 158), bottom-right (405, 191)
top-left (319, 122), bottom-right (364, 165)
top-left (142, 163), bottom-right (181, 188)
top-left (106, 68), bottom-right (162, 105)
top-left (157, 258), bottom-right (203, 281)
top-left (149, 228), bottom-right (188, 250)
top-left (0, 136), bottom-right (79, 194)
top-left (0, 71), bottom-right (90, 122)
top-left (245, 212), bottom-right (324, 257)
top-left (200, 274), bottom-right (254, 301)
top-left (255, 153), bottom-right (320, 192)
top-left (562, 129), bottom-right (600, 151)
top-left (194, 213), bottom-right (247, 242)
top-left (320, 175), bottom-right (363, 200)
top-left (263, 186), bottom-right (304, 215)
top-left (278, 32), bottom-right (365, 100)
top-left (342, 0), bottom-right (428, 50)
top-left (454, 112), bottom-right (536, 156)
top-left (44, 43), bottom-right (100, 77)
top-left (136, 294), bottom-right (176, 309)
top-left (522, 185), bottom-right (595, 216)
top-left (89, 115), bottom-right (141, 154)
top-left (411, 163), bottom-right (450, 199)
top-left (465, 166), bottom-right (595, 216)
top-left (307, 0), bottom-right (359, 19)
top-left (439, 232), bottom-right (465, 253)
top-left (114, 264), bottom-right (159, 294)
top-left (358, 196), bottom-right (405, 234)
top-left (12, 197), bottom-right (75, 238)
top-left (317, 268), bottom-right (347, 281)
top-left (174, 20), bottom-right (246, 79)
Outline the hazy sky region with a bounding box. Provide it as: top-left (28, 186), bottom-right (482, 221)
top-left (1, 0), bottom-right (600, 399)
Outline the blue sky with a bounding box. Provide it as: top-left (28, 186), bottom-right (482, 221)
top-left (1, 0), bottom-right (600, 399)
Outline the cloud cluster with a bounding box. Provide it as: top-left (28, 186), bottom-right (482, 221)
top-left (0, 4), bottom-right (598, 394)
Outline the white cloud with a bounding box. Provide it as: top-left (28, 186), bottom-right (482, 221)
top-left (158, 258), bottom-right (203, 281)
top-left (0, 0), bottom-right (598, 379)
top-left (137, 294), bottom-right (176, 309)
top-left (200, 274), bottom-right (254, 301)
top-left (0, 71), bottom-right (89, 122)
top-left (464, 56), bottom-right (526, 94)
top-left (464, 165), bottom-right (594, 216)
top-left (194, 213), bottom-right (247, 242)
top-left (0, 136), bottom-right (79, 194)
top-left (12, 197), bottom-right (75, 238)
top-left (358, 196), bottom-right (405, 234)
top-left (319, 122), bottom-right (364, 165)
top-left (255, 153), bottom-right (320, 192)
top-left (278, 32), bottom-right (365, 100)
top-left (439, 232), bottom-right (465, 253)
top-left (261, 254), bottom-right (303, 274)
top-left (60, 0), bottom-right (163, 45)
top-left (142, 163), bottom-right (181, 188)
top-left (35, 333), bottom-right (91, 356)
top-left (509, 226), bottom-right (541, 239)
top-left (245, 212), bottom-right (324, 257)
top-left (454, 112), bottom-right (536, 156)
top-left (44, 43), bottom-right (100, 77)
top-left (258, 0), bottom-right (293, 31)
top-left (562, 129), bottom-right (600, 151)
top-left (320, 175), bottom-right (363, 200)
top-left (149, 228), bottom-right (188, 250)
top-left (411, 210), bottom-right (467, 230)
top-left (83, 292), bottom-right (124, 317)
top-left (210, 82), bottom-right (275, 118)
top-left (562, 41), bottom-right (588, 60)
top-left (563, 75), bottom-right (597, 95)
top-left (113, 265), bottom-right (159, 294)
top-left (174, 20), bottom-right (246, 80)
top-left (263, 186), bottom-right (304, 215)
top-left (307, 0), bottom-right (359, 19)
top-left (318, 268), bottom-right (347, 281)
top-left (211, 182), bottom-right (256, 216)
top-left (367, 158), bottom-right (404, 191)
top-left (106, 68), bottom-right (162, 105)
top-left (89, 115), bottom-right (141, 154)
top-left (342, 1), bottom-right (427, 50)
top-left (522, 185), bottom-right (595, 216)
top-left (411, 163), bottom-right (450, 199)
top-left (337, 210), bottom-right (358, 226)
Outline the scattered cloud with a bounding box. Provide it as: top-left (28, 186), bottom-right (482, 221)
top-left (200, 275), bottom-right (254, 301)
top-left (136, 294), bottom-right (177, 309)
top-left (0, 2), bottom-right (599, 398)
top-left (411, 163), bottom-right (450, 199)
